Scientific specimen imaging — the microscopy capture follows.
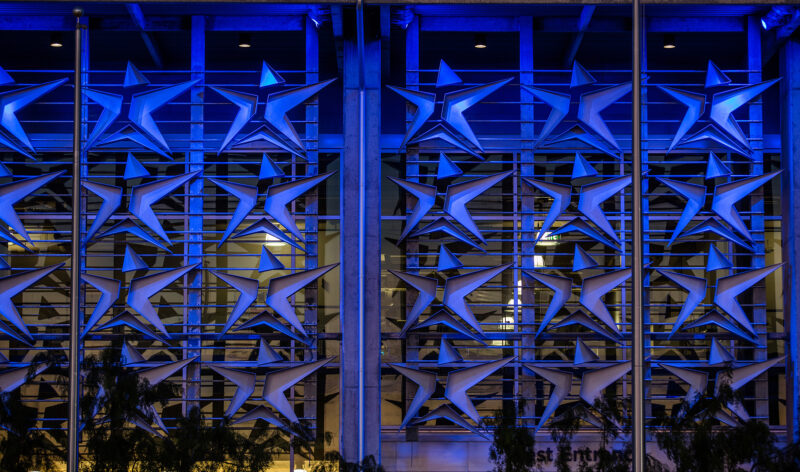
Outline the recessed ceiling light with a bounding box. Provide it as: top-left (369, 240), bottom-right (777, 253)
top-left (474, 33), bottom-right (487, 49)
top-left (50, 33), bottom-right (63, 48)
top-left (238, 33), bottom-right (252, 48)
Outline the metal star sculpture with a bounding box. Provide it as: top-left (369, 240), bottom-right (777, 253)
top-left (659, 354), bottom-right (785, 424)
top-left (522, 61), bottom-right (631, 158)
top-left (211, 60), bottom-right (335, 158)
top-left (213, 263), bottom-right (339, 338)
top-left (656, 160), bottom-right (781, 251)
top-left (210, 357), bottom-right (333, 430)
top-left (84, 170), bottom-right (203, 248)
top-left (388, 59), bottom-right (512, 158)
top-left (657, 262), bottom-right (783, 343)
top-left (390, 263), bottom-right (511, 338)
top-left (0, 66), bottom-right (67, 159)
top-left (658, 60), bottom-right (779, 157)
top-left (522, 161), bottom-right (631, 251)
top-left (389, 357), bottom-right (514, 435)
top-left (0, 264), bottom-right (64, 343)
top-left (83, 62), bottom-right (199, 159)
top-left (83, 263), bottom-right (200, 341)
top-left (389, 170), bottom-right (513, 247)
top-left (209, 170), bottom-right (334, 248)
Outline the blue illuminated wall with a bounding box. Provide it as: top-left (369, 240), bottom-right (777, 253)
top-left (0, 3), bottom-right (792, 471)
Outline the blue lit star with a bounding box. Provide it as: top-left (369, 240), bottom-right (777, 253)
top-left (211, 60), bottom-right (334, 157)
top-left (658, 263), bottom-right (783, 343)
top-left (522, 61), bottom-right (631, 157)
top-left (0, 66), bottom-right (67, 159)
top-left (390, 170), bottom-right (513, 247)
top-left (658, 60), bottom-right (779, 157)
top-left (656, 168), bottom-right (781, 250)
top-left (388, 59), bottom-right (512, 158)
top-left (83, 62), bottom-right (199, 159)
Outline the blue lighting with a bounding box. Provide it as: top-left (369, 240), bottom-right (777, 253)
top-left (761, 6), bottom-right (798, 30)
top-left (0, 2), bottom-right (792, 465)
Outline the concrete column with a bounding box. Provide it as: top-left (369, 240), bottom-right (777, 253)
top-left (340, 9), bottom-right (382, 464)
top-left (780, 36), bottom-right (800, 443)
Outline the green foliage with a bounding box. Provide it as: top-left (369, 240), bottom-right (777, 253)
top-left (548, 396), bottom-right (666, 472)
top-left (548, 403), bottom-right (584, 472)
top-left (308, 451), bottom-right (385, 472)
top-left (79, 347), bottom-right (292, 472)
top-left (154, 406), bottom-right (282, 472)
top-left (653, 381), bottom-right (797, 472)
top-left (79, 347), bottom-right (178, 472)
top-left (0, 388), bottom-right (63, 472)
top-left (0, 353), bottom-right (65, 472)
top-left (488, 400), bottom-right (538, 472)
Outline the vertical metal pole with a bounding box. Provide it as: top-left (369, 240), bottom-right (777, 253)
top-left (68, 7), bottom-right (84, 472)
top-left (746, 16), bottom-right (769, 420)
top-left (518, 16), bottom-right (536, 425)
top-left (402, 15), bottom-right (420, 443)
top-left (185, 14), bottom-right (204, 414)
top-left (640, 13), bottom-right (653, 431)
top-left (631, 0), bottom-right (645, 470)
top-left (303, 14), bottom-right (323, 459)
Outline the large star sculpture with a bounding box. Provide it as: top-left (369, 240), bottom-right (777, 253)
top-left (522, 61), bottom-right (631, 158)
top-left (656, 260), bottom-right (783, 343)
top-left (657, 60), bottom-right (779, 157)
top-left (211, 60), bottom-right (335, 158)
top-left (209, 169), bottom-right (334, 247)
top-left (524, 265), bottom-right (632, 341)
top-left (388, 59), bottom-right (512, 158)
top-left (0, 263), bottom-right (64, 343)
top-left (0, 171), bottom-right (66, 250)
top-left (390, 170), bottom-right (513, 247)
top-left (83, 168), bottom-right (203, 248)
top-left (659, 353), bottom-right (785, 425)
top-left (656, 154), bottom-right (781, 251)
top-left (522, 154), bottom-right (631, 251)
top-left (212, 263), bottom-right (339, 338)
top-left (82, 263), bottom-right (200, 341)
top-left (389, 357), bottom-right (514, 436)
top-left (83, 62), bottom-right (199, 159)
top-left (390, 263), bottom-right (511, 339)
top-left (208, 357), bottom-right (333, 430)
top-left (0, 66), bottom-right (67, 159)
top-left (523, 360), bottom-right (632, 433)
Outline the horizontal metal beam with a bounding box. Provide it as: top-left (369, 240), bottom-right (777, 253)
top-left (206, 15), bottom-right (304, 31)
top-left (420, 16), bottom-right (519, 32)
top-left (0, 14), bottom-right (305, 31)
top-left (0, 13), bottom-right (744, 33)
top-left (33, 0), bottom-right (798, 4)
top-left (419, 16), bottom-right (743, 33)
top-left (648, 16), bottom-right (744, 32)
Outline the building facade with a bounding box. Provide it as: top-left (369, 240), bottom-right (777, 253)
top-left (0, 2), bottom-right (796, 471)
